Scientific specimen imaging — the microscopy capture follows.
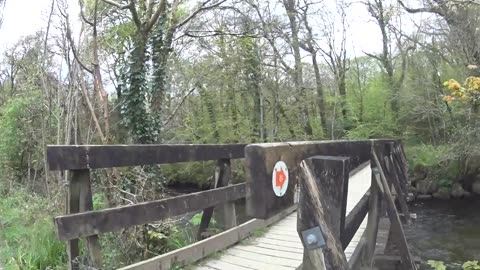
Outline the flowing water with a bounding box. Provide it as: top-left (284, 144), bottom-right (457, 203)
top-left (404, 198), bottom-right (480, 269)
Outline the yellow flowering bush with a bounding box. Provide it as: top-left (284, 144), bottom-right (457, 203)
top-left (443, 76), bottom-right (480, 104)
top-left (442, 64), bottom-right (480, 104)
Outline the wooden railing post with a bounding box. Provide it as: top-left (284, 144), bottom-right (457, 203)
top-left (297, 157), bottom-right (349, 270)
top-left (219, 159), bottom-right (237, 230)
top-left (67, 170), bottom-right (102, 269)
top-left (372, 147), bottom-right (417, 270)
top-left (197, 159), bottom-right (237, 240)
top-left (364, 162), bottom-right (383, 265)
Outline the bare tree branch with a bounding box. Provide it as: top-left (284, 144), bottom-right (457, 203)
top-left (176, 0), bottom-right (227, 29)
top-left (78, 0), bottom-right (94, 26)
top-left (163, 88), bottom-right (196, 126)
top-left (101, 0), bottom-right (130, 9)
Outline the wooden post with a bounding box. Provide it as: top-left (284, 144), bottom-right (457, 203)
top-left (364, 163), bottom-right (383, 265)
top-left (77, 170), bottom-right (103, 267)
top-left (197, 159), bottom-right (236, 240)
top-left (67, 170), bottom-right (103, 269)
top-left (297, 158), bottom-right (349, 270)
top-left (67, 170), bottom-right (81, 270)
top-left (372, 149), bottom-right (417, 270)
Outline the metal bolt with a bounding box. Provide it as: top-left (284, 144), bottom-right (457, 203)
top-left (306, 234), bottom-right (318, 245)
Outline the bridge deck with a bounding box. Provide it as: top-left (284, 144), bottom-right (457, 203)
top-left (194, 165), bottom-right (371, 270)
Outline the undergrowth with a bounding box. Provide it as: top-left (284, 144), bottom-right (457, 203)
top-left (0, 190), bottom-right (65, 269)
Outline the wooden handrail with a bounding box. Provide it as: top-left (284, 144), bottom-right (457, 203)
top-left (341, 190), bottom-right (370, 249)
top-left (47, 144), bottom-right (247, 170)
top-left (54, 183), bottom-right (246, 241)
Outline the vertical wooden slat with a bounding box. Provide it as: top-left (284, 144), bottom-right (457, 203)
top-left (76, 169), bottom-right (103, 267)
top-left (197, 159), bottom-right (236, 240)
top-left (67, 170), bottom-right (81, 270)
top-left (372, 149), bottom-right (417, 270)
top-left (385, 156), bottom-right (411, 223)
top-left (219, 159), bottom-right (237, 230)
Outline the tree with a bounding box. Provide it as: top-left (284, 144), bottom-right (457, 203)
top-left (366, 0), bottom-right (410, 120)
top-left (398, 0), bottom-right (480, 76)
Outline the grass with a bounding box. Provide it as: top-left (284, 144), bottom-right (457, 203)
top-left (0, 189), bottom-right (66, 269)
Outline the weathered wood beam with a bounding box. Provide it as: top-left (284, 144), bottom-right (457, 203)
top-left (246, 140), bottom-right (384, 219)
top-left (341, 190), bottom-right (370, 249)
top-left (298, 158), bottom-right (349, 270)
top-left (197, 159), bottom-right (237, 240)
top-left (120, 205), bottom-right (297, 270)
top-left (47, 144), bottom-right (247, 170)
top-left (372, 149), bottom-right (417, 270)
top-left (55, 183), bottom-right (246, 241)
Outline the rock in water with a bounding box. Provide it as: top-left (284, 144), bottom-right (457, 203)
top-left (433, 189), bottom-right (450, 199)
top-left (473, 180), bottom-right (480, 195)
top-left (451, 183), bottom-right (466, 198)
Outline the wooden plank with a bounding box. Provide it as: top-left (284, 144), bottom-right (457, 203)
top-left (47, 144), bottom-right (247, 170)
top-left (211, 253), bottom-right (295, 270)
top-left (202, 260), bottom-right (252, 270)
top-left (310, 156), bottom-right (350, 239)
top-left (365, 164), bottom-right (382, 263)
top-left (341, 191), bottom-right (369, 249)
top-left (347, 229), bottom-right (368, 270)
top-left (297, 159), bottom-right (348, 270)
top-left (76, 170), bottom-right (102, 267)
top-left (254, 242), bottom-right (304, 254)
top-left (385, 154), bottom-right (411, 224)
top-left (55, 183), bottom-right (246, 241)
top-left (374, 218), bottom-right (391, 256)
top-left (246, 140), bottom-right (379, 219)
top-left (66, 170), bottom-right (82, 270)
top-left (233, 245), bottom-right (303, 261)
top-left (224, 249), bottom-right (301, 267)
top-left (372, 149), bottom-right (417, 270)
top-left (119, 205), bottom-right (297, 270)
top-left (253, 238), bottom-right (304, 250)
top-left (197, 159), bottom-right (236, 240)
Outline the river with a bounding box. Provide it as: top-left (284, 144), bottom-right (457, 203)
top-left (404, 198), bottom-right (480, 269)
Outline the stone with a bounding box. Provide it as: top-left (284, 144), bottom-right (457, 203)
top-left (416, 178), bottom-right (438, 194)
top-left (416, 194), bottom-right (433, 200)
top-left (433, 189), bottom-right (451, 199)
top-left (473, 179), bottom-right (480, 195)
top-left (451, 183), bottom-right (466, 198)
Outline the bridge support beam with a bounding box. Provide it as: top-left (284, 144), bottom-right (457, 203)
top-left (297, 156), bottom-right (350, 270)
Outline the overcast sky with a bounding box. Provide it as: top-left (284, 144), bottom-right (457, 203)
top-left (0, 0), bottom-right (425, 58)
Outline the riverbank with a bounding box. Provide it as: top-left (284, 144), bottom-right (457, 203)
top-left (405, 198), bottom-right (480, 269)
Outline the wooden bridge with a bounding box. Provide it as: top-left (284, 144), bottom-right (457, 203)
top-left (47, 140), bottom-right (418, 270)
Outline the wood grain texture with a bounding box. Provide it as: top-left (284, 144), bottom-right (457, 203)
top-left (246, 140), bottom-right (378, 219)
top-left (47, 144), bottom-right (246, 170)
top-left (55, 183), bottom-right (246, 240)
top-left (197, 159), bottom-right (237, 240)
top-left (297, 159), bottom-right (348, 270)
top-left (120, 205), bottom-right (297, 270)
top-left (372, 149), bottom-right (417, 270)
top-left (192, 164), bottom-right (372, 270)
top-left (342, 190), bottom-right (369, 249)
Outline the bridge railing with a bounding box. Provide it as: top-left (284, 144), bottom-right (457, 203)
top-left (47, 144), bottom-right (249, 269)
top-left (245, 139), bottom-right (416, 270)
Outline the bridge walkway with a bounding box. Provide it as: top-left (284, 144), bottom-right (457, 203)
top-left (194, 164), bottom-right (371, 270)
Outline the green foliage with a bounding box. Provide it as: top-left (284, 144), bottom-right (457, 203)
top-left (0, 190), bottom-right (65, 269)
top-left (406, 144), bottom-right (460, 190)
top-left (428, 260), bottom-right (447, 270)
top-left (463, 261), bottom-right (480, 270)
top-left (427, 260), bottom-right (480, 270)
top-left (406, 144), bottom-right (452, 170)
